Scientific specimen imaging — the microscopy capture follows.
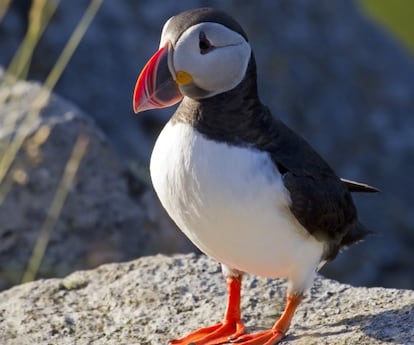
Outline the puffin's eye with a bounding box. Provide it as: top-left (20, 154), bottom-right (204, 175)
top-left (199, 31), bottom-right (214, 54)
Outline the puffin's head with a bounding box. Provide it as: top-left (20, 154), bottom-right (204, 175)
top-left (133, 7), bottom-right (251, 113)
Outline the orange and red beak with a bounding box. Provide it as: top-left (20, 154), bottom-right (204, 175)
top-left (133, 42), bottom-right (183, 114)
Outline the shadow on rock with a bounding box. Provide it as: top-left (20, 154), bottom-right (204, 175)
top-left (330, 303), bottom-right (414, 343)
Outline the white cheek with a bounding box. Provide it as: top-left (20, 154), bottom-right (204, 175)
top-left (173, 23), bottom-right (251, 97)
top-left (174, 41), bottom-right (251, 95)
top-left (198, 43), bottom-right (251, 93)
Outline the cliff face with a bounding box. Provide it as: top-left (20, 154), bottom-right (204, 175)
top-left (0, 254), bottom-right (413, 345)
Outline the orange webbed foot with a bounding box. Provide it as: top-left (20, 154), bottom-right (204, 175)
top-left (231, 293), bottom-right (303, 345)
top-left (230, 329), bottom-right (284, 344)
top-left (170, 319), bottom-right (245, 345)
top-left (169, 279), bottom-right (303, 345)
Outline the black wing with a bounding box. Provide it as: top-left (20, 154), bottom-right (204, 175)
top-left (264, 116), bottom-right (371, 260)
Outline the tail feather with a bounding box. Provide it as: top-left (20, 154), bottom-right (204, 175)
top-left (341, 221), bottom-right (373, 247)
top-left (341, 178), bottom-right (380, 193)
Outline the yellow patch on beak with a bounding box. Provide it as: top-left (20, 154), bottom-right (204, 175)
top-left (175, 70), bottom-right (193, 85)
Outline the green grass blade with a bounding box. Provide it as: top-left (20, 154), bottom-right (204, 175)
top-left (21, 133), bottom-right (89, 283)
top-left (5, 0), bottom-right (60, 82)
top-left (44, 0), bottom-right (104, 90)
top-left (0, 0), bottom-right (12, 23)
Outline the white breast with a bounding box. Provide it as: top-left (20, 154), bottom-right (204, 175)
top-left (150, 121), bottom-right (324, 293)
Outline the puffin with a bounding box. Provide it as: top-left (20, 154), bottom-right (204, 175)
top-left (132, 7), bottom-right (378, 345)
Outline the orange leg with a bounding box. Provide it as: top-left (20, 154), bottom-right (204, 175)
top-left (232, 293), bottom-right (303, 345)
top-left (170, 275), bottom-right (246, 345)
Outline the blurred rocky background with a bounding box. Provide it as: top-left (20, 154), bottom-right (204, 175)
top-left (0, 0), bottom-right (413, 291)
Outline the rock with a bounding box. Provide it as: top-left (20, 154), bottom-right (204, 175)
top-left (0, 72), bottom-right (193, 291)
top-left (1, 1), bottom-right (414, 289)
top-left (0, 254), bottom-right (413, 345)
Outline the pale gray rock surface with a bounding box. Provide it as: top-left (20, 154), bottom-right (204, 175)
top-left (0, 254), bottom-right (413, 345)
